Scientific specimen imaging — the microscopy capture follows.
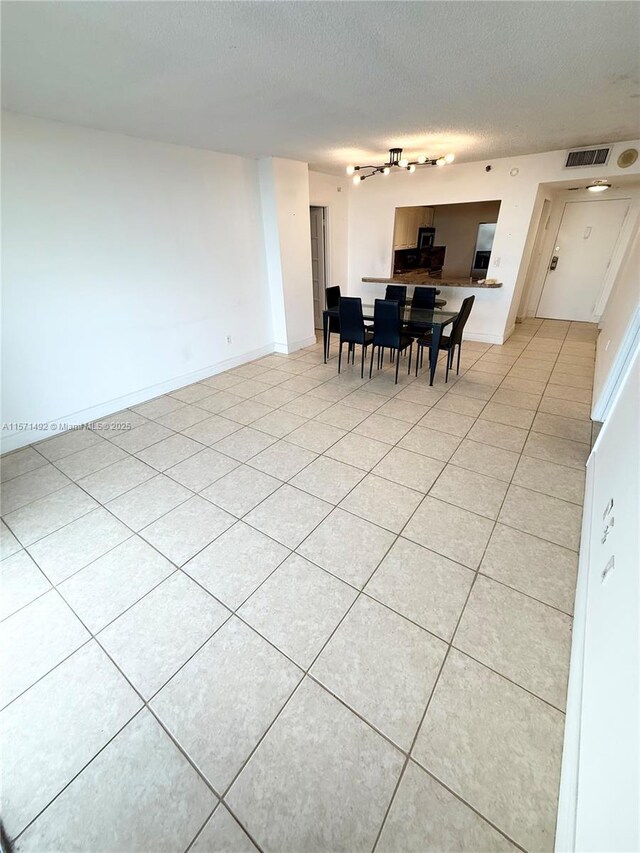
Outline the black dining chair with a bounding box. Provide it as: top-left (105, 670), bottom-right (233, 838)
top-left (384, 285), bottom-right (407, 307)
top-left (369, 299), bottom-right (414, 384)
top-left (412, 286), bottom-right (436, 309)
top-left (408, 286), bottom-right (437, 336)
top-left (325, 285), bottom-right (341, 359)
top-left (338, 297), bottom-right (374, 378)
top-left (415, 295), bottom-right (475, 382)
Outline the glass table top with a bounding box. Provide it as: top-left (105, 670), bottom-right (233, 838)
top-left (325, 304), bottom-right (458, 327)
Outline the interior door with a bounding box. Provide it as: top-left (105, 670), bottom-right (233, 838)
top-left (537, 199), bottom-right (630, 321)
top-left (310, 206), bottom-right (326, 329)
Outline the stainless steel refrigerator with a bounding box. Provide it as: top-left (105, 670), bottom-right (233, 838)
top-left (470, 222), bottom-right (496, 278)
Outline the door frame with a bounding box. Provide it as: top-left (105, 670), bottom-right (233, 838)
top-left (524, 187), bottom-right (639, 322)
top-left (310, 205), bottom-right (328, 329)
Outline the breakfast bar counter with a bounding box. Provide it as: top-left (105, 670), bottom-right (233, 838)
top-left (362, 274), bottom-right (502, 288)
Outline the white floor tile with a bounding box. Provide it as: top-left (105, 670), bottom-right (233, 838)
top-left (184, 522), bottom-right (289, 610)
top-left (1, 591), bottom-right (90, 708)
top-left (152, 617), bottom-right (301, 791)
top-left (226, 678), bottom-right (403, 853)
top-left (140, 495), bottom-right (235, 565)
top-left (16, 710), bottom-right (215, 852)
top-left (239, 554), bottom-right (357, 668)
top-left (98, 572), bottom-right (229, 698)
top-left (298, 508), bottom-right (394, 588)
top-left (1, 642), bottom-right (141, 838)
top-left (311, 596), bottom-right (446, 749)
top-left (1, 550), bottom-right (51, 621)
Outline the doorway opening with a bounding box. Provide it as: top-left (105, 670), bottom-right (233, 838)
top-left (391, 200), bottom-right (501, 279)
top-left (310, 206), bottom-right (327, 330)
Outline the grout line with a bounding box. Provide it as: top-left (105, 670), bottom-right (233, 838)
top-left (473, 569), bottom-right (576, 617)
top-left (371, 542), bottom-right (488, 851)
top-left (9, 704), bottom-right (149, 843)
top-left (403, 758), bottom-right (530, 853)
top-left (0, 529), bottom-right (137, 623)
top-left (444, 644), bottom-right (568, 715)
top-left (183, 799), bottom-right (266, 853)
top-left (11, 583), bottom-right (236, 842)
top-left (181, 803), bottom-right (220, 853)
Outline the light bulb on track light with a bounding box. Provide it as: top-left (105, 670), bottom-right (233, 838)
top-left (346, 146), bottom-right (456, 182)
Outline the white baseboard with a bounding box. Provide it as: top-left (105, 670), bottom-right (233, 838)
top-left (1, 343), bottom-right (275, 454)
top-left (501, 323), bottom-right (517, 343)
top-left (464, 329), bottom-right (511, 346)
top-left (274, 334), bottom-right (317, 354)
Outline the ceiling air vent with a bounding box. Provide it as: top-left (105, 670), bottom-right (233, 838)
top-left (564, 146), bottom-right (611, 168)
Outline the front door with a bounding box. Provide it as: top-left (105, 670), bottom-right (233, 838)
top-left (310, 206), bottom-right (326, 329)
top-left (537, 198), bottom-right (630, 322)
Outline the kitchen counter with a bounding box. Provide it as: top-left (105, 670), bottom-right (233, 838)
top-left (362, 273), bottom-right (502, 288)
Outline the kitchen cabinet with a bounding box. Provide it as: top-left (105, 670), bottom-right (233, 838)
top-left (394, 206), bottom-right (434, 250)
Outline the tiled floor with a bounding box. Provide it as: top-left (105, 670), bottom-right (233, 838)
top-left (1, 317), bottom-right (597, 852)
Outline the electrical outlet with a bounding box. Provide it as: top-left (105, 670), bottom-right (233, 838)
top-left (493, 257), bottom-right (501, 268)
top-left (226, 335), bottom-right (232, 345)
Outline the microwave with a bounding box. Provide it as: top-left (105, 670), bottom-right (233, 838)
top-left (418, 227), bottom-right (436, 248)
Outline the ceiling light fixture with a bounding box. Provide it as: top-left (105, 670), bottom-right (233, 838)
top-left (347, 147), bottom-right (454, 183)
top-left (586, 181), bottom-right (611, 193)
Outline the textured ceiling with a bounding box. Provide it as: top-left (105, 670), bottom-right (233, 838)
top-left (2, 1), bottom-right (639, 172)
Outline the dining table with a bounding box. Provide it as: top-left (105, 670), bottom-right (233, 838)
top-left (322, 301), bottom-right (459, 386)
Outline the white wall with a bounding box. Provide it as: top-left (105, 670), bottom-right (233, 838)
top-left (1, 112), bottom-right (274, 450)
top-left (592, 215), bottom-right (640, 418)
top-left (308, 170), bottom-right (349, 291)
top-left (259, 157), bottom-right (315, 353)
top-left (259, 158), bottom-right (288, 349)
top-left (345, 142), bottom-right (640, 344)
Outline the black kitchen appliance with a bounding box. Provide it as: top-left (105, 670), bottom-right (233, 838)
top-left (418, 227), bottom-right (436, 248)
